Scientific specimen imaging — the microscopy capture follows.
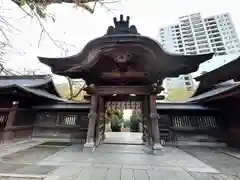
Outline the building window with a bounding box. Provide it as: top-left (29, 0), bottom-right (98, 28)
top-left (216, 52), bottom-right (226, 55)
top-left (185, 81), bottom-right (191, 86)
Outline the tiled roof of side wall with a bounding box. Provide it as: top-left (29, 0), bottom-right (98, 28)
top-left (192, 56), bottom-right (240, 97)
top-left (0, 75), bottom-right (53, 87)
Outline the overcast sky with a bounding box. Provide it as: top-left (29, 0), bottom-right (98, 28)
top-left (2, 0), bottom-right (240, 79)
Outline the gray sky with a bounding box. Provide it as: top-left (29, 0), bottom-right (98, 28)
top-left (2, 0), bottom-right (240, 79)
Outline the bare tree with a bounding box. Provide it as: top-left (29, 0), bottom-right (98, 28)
top-left (0, 5), bottom-right (22, 75)
top-left (12, 0), bottom-right (121, 17)
top-left (66, 78), bottom-right (87, 100)
top-left (1, 0), bottom-right (122, 100)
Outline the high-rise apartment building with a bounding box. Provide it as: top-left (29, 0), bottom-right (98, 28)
top-left (159, 12), bottom-right (240, 56)
top-left (159, 12), bottom-right (240, 94)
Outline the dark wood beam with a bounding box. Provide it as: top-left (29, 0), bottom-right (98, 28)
top-left (94, 86), bottom-right (152, 95)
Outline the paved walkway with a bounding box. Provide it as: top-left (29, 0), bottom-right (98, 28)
top-left (104, 132), bottom-right (143, 145)
top-left (0, 139), bottom-right (240, 179)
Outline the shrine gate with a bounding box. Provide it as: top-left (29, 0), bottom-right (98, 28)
top-left (38, 15), bottom-right (213, 151)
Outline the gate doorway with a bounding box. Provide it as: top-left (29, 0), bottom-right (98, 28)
top-left (103, 95), bottom-right (144, 145)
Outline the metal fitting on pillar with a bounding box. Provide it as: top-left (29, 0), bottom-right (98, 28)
top-left (88, 112), bottom-right (98, 120)
top-left (99, 113), bottom-right (105, 121)
top-left (150, 113), bottom-right (159, 120)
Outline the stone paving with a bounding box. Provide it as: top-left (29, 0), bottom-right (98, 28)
top-left (0, 133), bottom-right (239, 180)
top-left (104, 132), bottom-right (143, 145)
top-left (179, 146), bottom-right (240, 180)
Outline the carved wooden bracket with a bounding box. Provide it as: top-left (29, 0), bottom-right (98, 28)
top-left (151, 83), bottom-right (164, 94)
top-left (85, 84), bottom-right (96, 94)
top-left (156, 95), bottom-right (165, 100)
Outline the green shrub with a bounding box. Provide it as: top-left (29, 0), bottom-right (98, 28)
top-left (123, 120), bottom-right (131, 128)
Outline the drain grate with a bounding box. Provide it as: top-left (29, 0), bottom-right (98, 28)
top-left (1, 146), bottom-right (64, 163)
top-left (0, 163), bottom-right (57, 177)
top-left (39, 141), bottom-right (73, 147)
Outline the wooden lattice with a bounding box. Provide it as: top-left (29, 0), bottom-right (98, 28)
top-left (63, 115), bottom-right (77, 125)
top-left (105, 101), bottom-right (142, 110)
top-left (172, 116), bottom-right (218, 128)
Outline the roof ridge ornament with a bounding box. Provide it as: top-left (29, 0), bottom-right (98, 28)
top-left (106, 14), bottom-right (139, 35)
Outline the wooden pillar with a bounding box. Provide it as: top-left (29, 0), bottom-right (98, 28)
top-left (95, 96), bottom-right (104, 146)
top-left (84, 94), bottom-right (98, 150)
top-left (3, 101), bottom-right (19, 141)
top-left (56, 113), bottom-right (61, 125)
top-left (149, 94), bottom-right (163, 150)
top-left (100, 97), bottom-right (106, 140)
top-left (142, 96), bottom-right (150, 144)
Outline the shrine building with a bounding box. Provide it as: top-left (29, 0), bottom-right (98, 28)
top-left (1, 15), bottom-right (239, 151)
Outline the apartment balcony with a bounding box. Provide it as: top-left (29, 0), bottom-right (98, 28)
top-left (177, 40), bottom-right (183, 44)
top-left (183, 38), bottom-right (194, 43)
top-left (212, 46), bottom-right (225, 51)
top-left (206, 24), bottom-right (218, 29)
top-left (208, 21), bottom-right (217, 25)
top-left (198, 45), bottom-right (210, 49)
top-left (210, 30), bottom-right (220, 34)
top-left (210, 37), bottom-right (222, 42)
top-left (181, 27), bottom-right (192, 32)
top-left (180, 22), bottom-right (191, 27)
top-left (185, 42), bottom-right (195, 47)
top-left (186, 51), bottom-right (197, 55)
top-left (191, 15), bottom-right (201, 20)
top-left (186, 45), bottom-right (197, 50)
top-left (190, 13), bottom-right (201, 17)
top-left (206, 27), bottom-right (218, 31)
top-left (199, 49), bottom-right (211, 54)
top-left (193, 24), bottom-right (204, 29)
top-left (182, 35), bottom-right (194, 39)
top-left (182, 31), bottom-right (192, 35)
top-left (191, 19), bottom-right (202, 25)
top-left (197, 40), bottom-right (209, 45)
top-left (214, 48), bottom-right (227, 55)
top-left (196, 36), bottom-right (207, 41)
top-left (208, 31), bottom-right (221, 38)
top-left (195, 32), bottom-right (206, 37)
top-left (212, 46), bottom-right (226, 52)
top-left (204, 18), bottom-right (215, 22)
top-left (180, 18), bottom-right (190, 23)
top-left (211, 41), bottom-right (224, 46)
top-left (194, 28), bottom-right (205, 33)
